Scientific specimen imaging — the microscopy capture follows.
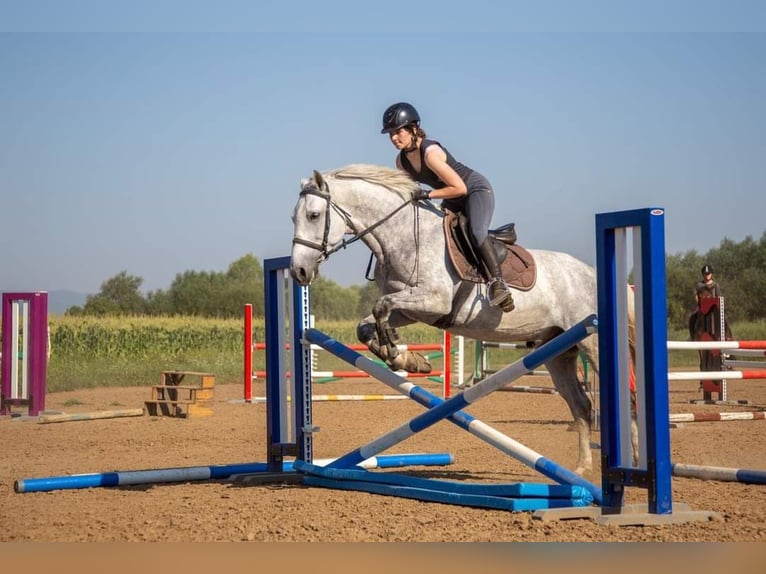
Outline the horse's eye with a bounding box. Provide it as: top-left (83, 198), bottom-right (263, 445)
top-left (308, 211), bottom-right (321, 222)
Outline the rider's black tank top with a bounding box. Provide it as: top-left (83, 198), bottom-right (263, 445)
top-left (399, 139), bottom-right (474, 189)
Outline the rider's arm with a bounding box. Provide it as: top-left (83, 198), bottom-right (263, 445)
top-left (423, 145), bottom-right (467, 200)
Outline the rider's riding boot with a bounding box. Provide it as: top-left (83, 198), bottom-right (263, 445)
top-left (476, 239), bottom-right (515, 312)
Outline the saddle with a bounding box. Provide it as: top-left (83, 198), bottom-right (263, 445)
top-left (443, 210), bottom-right (537, 291)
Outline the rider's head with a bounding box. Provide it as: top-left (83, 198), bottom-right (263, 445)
top-left (701, 264), bottom-right (714, 277)
top-left (381, 102), bottom-right (425, 152)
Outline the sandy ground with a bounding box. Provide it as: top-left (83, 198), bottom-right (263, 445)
top-left (2, 374), bottom-right (766, 543)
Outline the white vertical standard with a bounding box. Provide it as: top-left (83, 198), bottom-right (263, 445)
top-left (614, 228), bottom-right (634, 468)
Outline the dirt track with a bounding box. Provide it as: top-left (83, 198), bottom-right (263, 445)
top-left (2, 375), bottom-right (766, 542)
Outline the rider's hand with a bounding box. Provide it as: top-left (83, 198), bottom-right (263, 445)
top-left (412, 187), bottom-right (431, 201)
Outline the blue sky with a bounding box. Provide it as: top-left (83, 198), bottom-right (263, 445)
top-left (1, 2), bottom-right (765, 295)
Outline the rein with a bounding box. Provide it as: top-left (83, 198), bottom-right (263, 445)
top-left (292, 182), bottom-right (414, 263)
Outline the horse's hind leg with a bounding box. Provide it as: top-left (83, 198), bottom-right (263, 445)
top-left (545, 350), bottom-right (593, 475)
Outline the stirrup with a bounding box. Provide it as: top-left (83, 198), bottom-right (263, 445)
top-left (488, 278), bottom-right (514, 308)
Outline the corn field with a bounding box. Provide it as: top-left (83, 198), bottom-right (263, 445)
top-left (22, 316), bottom-right (441, 393)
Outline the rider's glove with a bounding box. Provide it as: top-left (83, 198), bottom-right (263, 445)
top-left (412, 187), bottom-right (431, 201)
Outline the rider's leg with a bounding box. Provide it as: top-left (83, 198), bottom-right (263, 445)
top-left (466, 189), bottom-right (514, 312)
top-left (476, 239), bottom-right (515, 311)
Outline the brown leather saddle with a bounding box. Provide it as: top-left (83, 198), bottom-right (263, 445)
top-left (443, 209), bottom-right (536, 291)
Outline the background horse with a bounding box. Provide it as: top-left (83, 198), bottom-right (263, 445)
top-left (291, 164), bottom-right (634, 474)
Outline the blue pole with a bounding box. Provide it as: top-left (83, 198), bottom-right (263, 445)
top-left (14, 453), bottom-right (455, 494)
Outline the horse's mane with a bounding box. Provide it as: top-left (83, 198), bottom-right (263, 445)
top-left (327, 164), bottom-right (418, 201)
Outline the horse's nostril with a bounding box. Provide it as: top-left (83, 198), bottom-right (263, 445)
top-left (291, 267), bottom-right (309, 285)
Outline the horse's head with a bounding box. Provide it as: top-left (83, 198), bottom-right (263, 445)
top-left (290, 163), bottom-right (419, 285)
top-left (290, 169), bottom-right (350, 285)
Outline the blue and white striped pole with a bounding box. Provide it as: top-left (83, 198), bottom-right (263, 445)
top-left (307, 314), bottom-right (602, 504)
top-left (671, 463), bottom-right (766, 485)
top-left (14, 453), bottom-right (454, 494)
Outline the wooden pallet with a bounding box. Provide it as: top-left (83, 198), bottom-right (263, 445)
top-left (145, 371), bottom-right (215, 418)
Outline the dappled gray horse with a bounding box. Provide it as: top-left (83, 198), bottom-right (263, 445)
top-left (291, 164), bottom-right (633, 474)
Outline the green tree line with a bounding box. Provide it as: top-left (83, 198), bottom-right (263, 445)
top-left (66, 253), bottom-right (380, 321)
top-left (65, 232), bottom-right (766, 326)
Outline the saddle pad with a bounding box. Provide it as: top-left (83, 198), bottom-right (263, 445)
top-left (443, 212), bottom-right (537, 291)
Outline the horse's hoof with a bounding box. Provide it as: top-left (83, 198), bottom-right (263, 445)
top-left (397, 351), bottom-right (432, 374)
top-left (388, 355), bottom-right (407, 371)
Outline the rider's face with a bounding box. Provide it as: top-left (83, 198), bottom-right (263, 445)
top-left (389, 127), bottom-right (414, 150)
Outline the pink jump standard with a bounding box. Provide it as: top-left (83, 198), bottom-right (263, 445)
top-left (1, 292), bottom-right (48, 416)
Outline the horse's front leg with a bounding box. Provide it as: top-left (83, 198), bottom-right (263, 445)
top-left (357, 314), bottom-right (400, 366)
top-left (358, 288), bottom-right (448, 373)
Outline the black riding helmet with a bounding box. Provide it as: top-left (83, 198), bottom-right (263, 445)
top-left (701, 264), bottom-right (714, 275)
top-left (381, 102), bottom-right (420, 134)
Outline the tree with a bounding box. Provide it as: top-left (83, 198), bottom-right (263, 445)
top-left (223, 254), bottom-right (264, 317)
top-left (81, 271), bottom-right (146, 316)
top-left (145, 289), bottom-right (173, 316)
top-left (665, 251), bottom-right (704, 329)
top-left (356, 280), bottom-right (380, 318)
top-left (310, 276), bottom-right (360, 320)
top-left (168, 270), bottom-right (226, 316)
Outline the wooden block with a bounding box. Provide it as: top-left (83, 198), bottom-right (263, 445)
top-left (187, 403), bottom-right (214, 417)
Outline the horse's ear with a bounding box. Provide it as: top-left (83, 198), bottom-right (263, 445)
top-left (313, 169), bottom-right (327, 191)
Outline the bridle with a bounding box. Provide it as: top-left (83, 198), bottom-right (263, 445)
top-left (292, 178), bottom-right (415, 264)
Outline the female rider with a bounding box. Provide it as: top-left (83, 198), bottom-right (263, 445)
top-left (380, 101), bottom-right (514, 312)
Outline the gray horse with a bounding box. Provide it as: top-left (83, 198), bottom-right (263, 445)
top-left (291, 164), bottom-right (633, 474)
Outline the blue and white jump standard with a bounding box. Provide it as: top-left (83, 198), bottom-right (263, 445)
top-left (263, 256), bottom-right (314, 473)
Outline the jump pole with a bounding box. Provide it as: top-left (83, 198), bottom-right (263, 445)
top-left (668, 370), bottom-right (766, 381)
top-left (669, 411), bottom-right (766, 423)
top-left (14, 453), bottom-right (455, 493)
top-left (669, 340), bottom-right (766, 350)
top-left (670, 463), bottom-right (766, 485)
top-left (1, 292), bottom-right (48, 417)
top-left (307, 317), bottom-right (603, 504)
